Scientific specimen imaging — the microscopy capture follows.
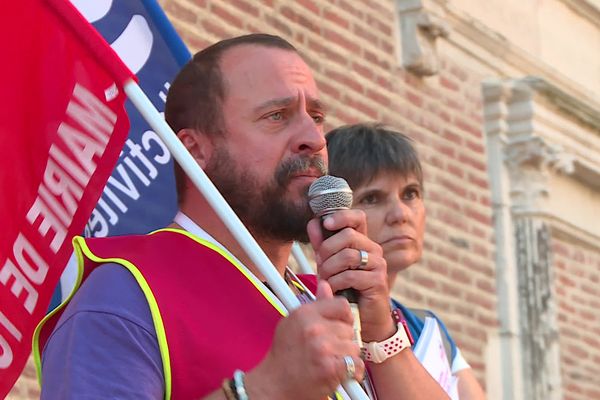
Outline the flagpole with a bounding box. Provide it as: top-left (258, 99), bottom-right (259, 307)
top-left (124, 80), bottom-right (370, 400)
top-left (292, 242), bottom-right (315, 274)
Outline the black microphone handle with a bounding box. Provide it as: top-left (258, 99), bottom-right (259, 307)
top-left (320, 215), bottom-right (360, 304)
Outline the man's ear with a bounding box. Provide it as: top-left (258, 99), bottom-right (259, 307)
top-left (177, 128), bottom-right (214, 169)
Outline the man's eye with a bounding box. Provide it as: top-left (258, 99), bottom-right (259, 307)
top-left (312, 114), bottom-right (325, 124)
top-left (268, 112), bottom-right (284, 121)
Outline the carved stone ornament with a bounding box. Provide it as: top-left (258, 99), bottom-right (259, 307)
top-left (396, 0), bottom-right (450, 76)
top-left (514, 219), bottom-right (562, 400)
top-left (505, 137), bottom-right (575, 212)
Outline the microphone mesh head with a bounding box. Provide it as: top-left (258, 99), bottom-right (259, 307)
top-left (308, 175), bottom-right (353, 216)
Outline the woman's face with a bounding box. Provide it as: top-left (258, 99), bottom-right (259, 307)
top-left (352, 172), bottom-right (426, 276)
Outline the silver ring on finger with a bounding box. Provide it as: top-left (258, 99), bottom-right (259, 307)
top-left (342, 355), bottom-right (355, 380)
top-left (358, 249), bottom-right (368, 270)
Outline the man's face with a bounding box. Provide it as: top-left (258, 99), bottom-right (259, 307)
top-left (205, 143), bottom-right (325, 242)
top-left (206, 45), bottom-right (327, 242)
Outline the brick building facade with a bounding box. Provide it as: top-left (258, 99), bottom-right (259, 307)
top-left (9, 0), bottom-right (600, 399)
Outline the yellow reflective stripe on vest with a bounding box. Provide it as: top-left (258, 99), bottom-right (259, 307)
top-left (34, 229), bottom-right (290, 400)
top-left (71, 235), bottom-right (173, 400)
top-left (32, 237), bottom-right (86, 387)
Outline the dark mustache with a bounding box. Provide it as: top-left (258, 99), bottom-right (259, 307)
top-left (276, 156), bottom-right (327, 186)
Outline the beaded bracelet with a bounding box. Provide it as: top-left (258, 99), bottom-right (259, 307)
top-left (221, 377), bottom-right (236, 400)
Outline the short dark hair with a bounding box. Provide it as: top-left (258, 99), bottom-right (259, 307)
top-left (326, 123), bottom-right (423, 190)
top-left (165, 34), bottom-right (298, 202)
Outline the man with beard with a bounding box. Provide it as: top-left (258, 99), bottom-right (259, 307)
top-left (37, 34), bottom-right (449, 400)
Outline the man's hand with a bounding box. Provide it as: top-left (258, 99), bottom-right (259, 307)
top-left (307, 209), bottom-right (396, 342)
top-left (245, 281), bottom-right (365, 400)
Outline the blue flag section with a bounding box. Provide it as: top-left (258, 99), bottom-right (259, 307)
top-left (76, 0), bottom-right (190, 237)
top-left (54, 1), bottom-right (191, 301)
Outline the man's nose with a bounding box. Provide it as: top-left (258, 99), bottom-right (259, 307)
top-left (291, 112), bottom-right (326, 155)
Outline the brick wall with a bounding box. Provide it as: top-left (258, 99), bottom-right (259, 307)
top-left (9, 0), bottom-right (498, 397)
top-left (553, 235), bottom-right (600, 400)
top-left (18, 0), bottom-right (600, 398)
top-left (160, 0), bottom-right (499, 385)
top-left (7, 361), bottom-right (38, 400)
top-left (386, 57), bottom-right (496, 386)
top-left (164, 0), bottom-right (498, 390)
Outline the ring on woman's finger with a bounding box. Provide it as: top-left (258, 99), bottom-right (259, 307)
top-left (342, 355), bottom-right (355, 380)
top-left (357, 249), bottom-right (368, 270)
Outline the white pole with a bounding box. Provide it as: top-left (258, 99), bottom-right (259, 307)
top-left (292, 242), bottom-right (315, 274)
top-left (124, 80), bottom-right (369, 400)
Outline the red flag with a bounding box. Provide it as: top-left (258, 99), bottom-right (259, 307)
top-left (0, 0), bottom-right (134, 395)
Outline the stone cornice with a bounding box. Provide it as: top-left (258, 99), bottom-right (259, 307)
top-left (483, 77), bottom-right (600, 242)
top-left (549, 214), bottom-right (600, 250)
top-left (431, 0), bottom-right (600, 108)
top-left (513, 202), bottom-right (600, 251)
top-left (559, 0), bottom-right (600, 27)
top-left (520, 76), bottom-right (600, 131)
top-left (483, 77), bottom-right (600, 190)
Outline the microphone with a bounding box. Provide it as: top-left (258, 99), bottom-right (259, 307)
top-left (308, 175), bottom-right (362, 346)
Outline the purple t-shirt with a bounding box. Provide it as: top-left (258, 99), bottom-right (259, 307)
top-left (41, 264), bottom-right (165, 399)
top-left (41, 261), bottom-right (315, 398)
